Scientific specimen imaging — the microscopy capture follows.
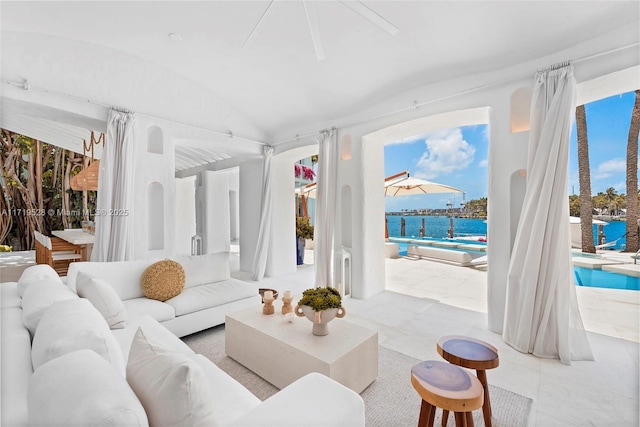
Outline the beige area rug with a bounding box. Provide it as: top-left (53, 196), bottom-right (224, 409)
top-left (183, 325), bottom-right (533, 427)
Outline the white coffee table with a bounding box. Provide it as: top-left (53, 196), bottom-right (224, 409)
top-left (225, 306), bottom-right (378, 393)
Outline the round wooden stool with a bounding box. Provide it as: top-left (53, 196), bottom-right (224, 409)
top-left (437, 336), bottom-right (499, 427)
top-left (411, 360), bottom-right (483, 427)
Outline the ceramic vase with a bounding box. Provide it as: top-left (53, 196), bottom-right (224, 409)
top-left (294, 305), bottom-right (346, 336)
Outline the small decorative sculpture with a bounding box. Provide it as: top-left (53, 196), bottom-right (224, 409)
top-left (262, 290), bottom-right (275, 315)
top-left (281, 290), bottom-right (293, 315)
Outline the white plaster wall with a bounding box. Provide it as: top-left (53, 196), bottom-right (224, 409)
top-left (175, 176), bottom-right (197, 255)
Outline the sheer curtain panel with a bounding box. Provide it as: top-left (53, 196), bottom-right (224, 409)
top-left (251, 146), bottom-right (274, 281)
top-left (314, 129), bottom-right (338, 289)
top-left (503, 65), bottom-right (593, 364)
top-left (92, 109), bottom-right (137, 262)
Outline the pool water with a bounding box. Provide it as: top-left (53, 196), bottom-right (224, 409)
top-left (392, 240), bottom-right (638, 291)
top-left (574, 267), bottom-right (639, 291)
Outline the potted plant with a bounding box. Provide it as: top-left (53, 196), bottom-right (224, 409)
top-left (296, 216), bottom-right (314, 265)
top-left (294, 287), bottom-right (346, 335)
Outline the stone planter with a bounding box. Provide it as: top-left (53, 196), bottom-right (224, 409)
top-left (294, 305), bottom-right (346, 336)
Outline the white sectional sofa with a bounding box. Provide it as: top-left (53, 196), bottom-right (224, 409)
top-left (1, 261), bottom-right (366, 426)
top-left (66, 251), bottom-right (262, 337)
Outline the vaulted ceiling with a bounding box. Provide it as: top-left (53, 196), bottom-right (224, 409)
top-left (1, 1), bottom-right (638, 169)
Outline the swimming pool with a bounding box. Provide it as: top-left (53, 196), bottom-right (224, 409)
top-left (574, 267), bottom-right (639, 291)
top-left (391, 239), bottom-right (638, 291)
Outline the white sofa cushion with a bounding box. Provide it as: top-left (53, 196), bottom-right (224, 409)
top-left (17, 264), bottom-right (62, 297)
top-left (173, 252), bottom-right (230, 288)
top-left (127, 327), bottom-right (217, 427)
top-left (165, 278), bottom-right (258, 316)
top-left (1, 306), bottom-right (32, 426)
top-left (227, 373), bottom-right (366, 427)
top-left (31, 298), bottom-right (125, 376)
top-left (77, 272), bottom-right (128, 329)
top-left (191, 354), bottom-right (261, 425)
top-left (28, 349), bottom-right (148, 427)
top-left (66, 259), bottom-right (156, 300)
top-left (123, 297), bottom-right (175, 322)
top-left (21, 279), bottom-right (77, 336)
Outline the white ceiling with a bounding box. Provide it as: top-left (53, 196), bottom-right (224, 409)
top-left (1, 1), bottom-right (639, 169)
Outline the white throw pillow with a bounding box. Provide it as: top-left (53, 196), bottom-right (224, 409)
top-left (76, 271), bottom-right (128, 329)
top-left (127, 327), bottom-right (217, 427)
top-left (28, 349), bottom-right (148, 427)
top-left (21, 279), bottom-right (77, 336)
top-left (31, 298), bottom-right (126, 376)
top-left (17, 264), bottom-right (62, 297)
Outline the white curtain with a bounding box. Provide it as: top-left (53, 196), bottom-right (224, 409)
top-left (314, 129), bottom-right (338, 288)
top-left (503, 65), bottom-right (593, 364)
top-left (251, 146), bottom-right (273, 280)
top-left (92, 109), bottom-right (137, 262)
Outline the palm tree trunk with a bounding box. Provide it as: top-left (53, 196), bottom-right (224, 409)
top-left (576, 104), bottom-right (595, 253)
top-left (625, 90), bottom-right (639, 252)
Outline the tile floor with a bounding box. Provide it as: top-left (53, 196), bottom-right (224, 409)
top-left (233, 250), bottom-right (639, 427)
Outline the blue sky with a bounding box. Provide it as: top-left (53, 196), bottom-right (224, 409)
top-left (384, 91), bottom-right (637, 212)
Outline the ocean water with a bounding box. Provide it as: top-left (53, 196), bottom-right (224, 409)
top-left (386, 215), bottom-right (630, 250)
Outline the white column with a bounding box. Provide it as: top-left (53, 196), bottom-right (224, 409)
top-left (265, 155), bottom-right (296, 277)
top-left (486, 91), bottom-right (529, 333)
top-left (132, 117), bottom-right (175, 260)
top-left (239, 159), bottom-right (263, 272)
top-left (175, 176), bottom-right (196, 255)
top-left (203, 171), bottom-right (230, 253)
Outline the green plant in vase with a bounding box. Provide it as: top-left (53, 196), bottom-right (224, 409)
top-left (295, 287), bottom-right (346, 335)
top-left (296, 216), bottom-right (314, 265)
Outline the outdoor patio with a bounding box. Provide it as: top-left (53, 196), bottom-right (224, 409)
top-left (232, 248), bottom-right (639, 427)
top-left (1, 247), bottom-right (637, 425)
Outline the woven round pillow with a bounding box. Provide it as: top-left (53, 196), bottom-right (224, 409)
top-left (141, 260), bottom-right (185, 302)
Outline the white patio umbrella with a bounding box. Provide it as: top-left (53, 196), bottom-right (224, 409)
top-left (384, 173), bottom-right (463, 238)
top-left (384, 175), bottom-right (464, 196)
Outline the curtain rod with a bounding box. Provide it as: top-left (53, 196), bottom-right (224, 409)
top-left (272, 42), bottom-right (639, 146)
top-left (0, 79), bottom-right (267, 147)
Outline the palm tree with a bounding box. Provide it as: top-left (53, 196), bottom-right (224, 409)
top-left (592, 192), bottom-right (607, 214)
top-left (575, 104), bottom-right (595, 252)
top-left (625, 90), bottom-right (639, 252)
top-left (604, 187), bottom-right (618, 214)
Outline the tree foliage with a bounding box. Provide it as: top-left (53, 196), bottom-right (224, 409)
top-left (0, 129), bottom-right (97, 250)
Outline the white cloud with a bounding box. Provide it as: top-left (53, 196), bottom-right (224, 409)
top-left (594, 158), bottom-right (625, 180)
top-left (478, 159), bottom-right (488, 168)
top-left (414, 128), bottom-right (475, 179)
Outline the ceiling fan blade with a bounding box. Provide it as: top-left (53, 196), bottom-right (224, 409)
top-left (303, 0), bottom-right (325, 61)
top-left (243, 0), bottom-right (274, 49)
top-left (340, 1), bottom-right (399, 36)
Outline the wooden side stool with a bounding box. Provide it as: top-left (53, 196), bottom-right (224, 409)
top-left (437, 336), bottom-right (499, 427)
top-left (411, 360), bottom-right (483, 427)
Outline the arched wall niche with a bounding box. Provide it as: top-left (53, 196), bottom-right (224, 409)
top-left (341, 134), bottom-right (352, 160)
top-left (147, 125), bottom-right (164, 154)
top-left (148, 182), bottom-right (165, 250)
top-left (510, 87), bottom-right (532, 133)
